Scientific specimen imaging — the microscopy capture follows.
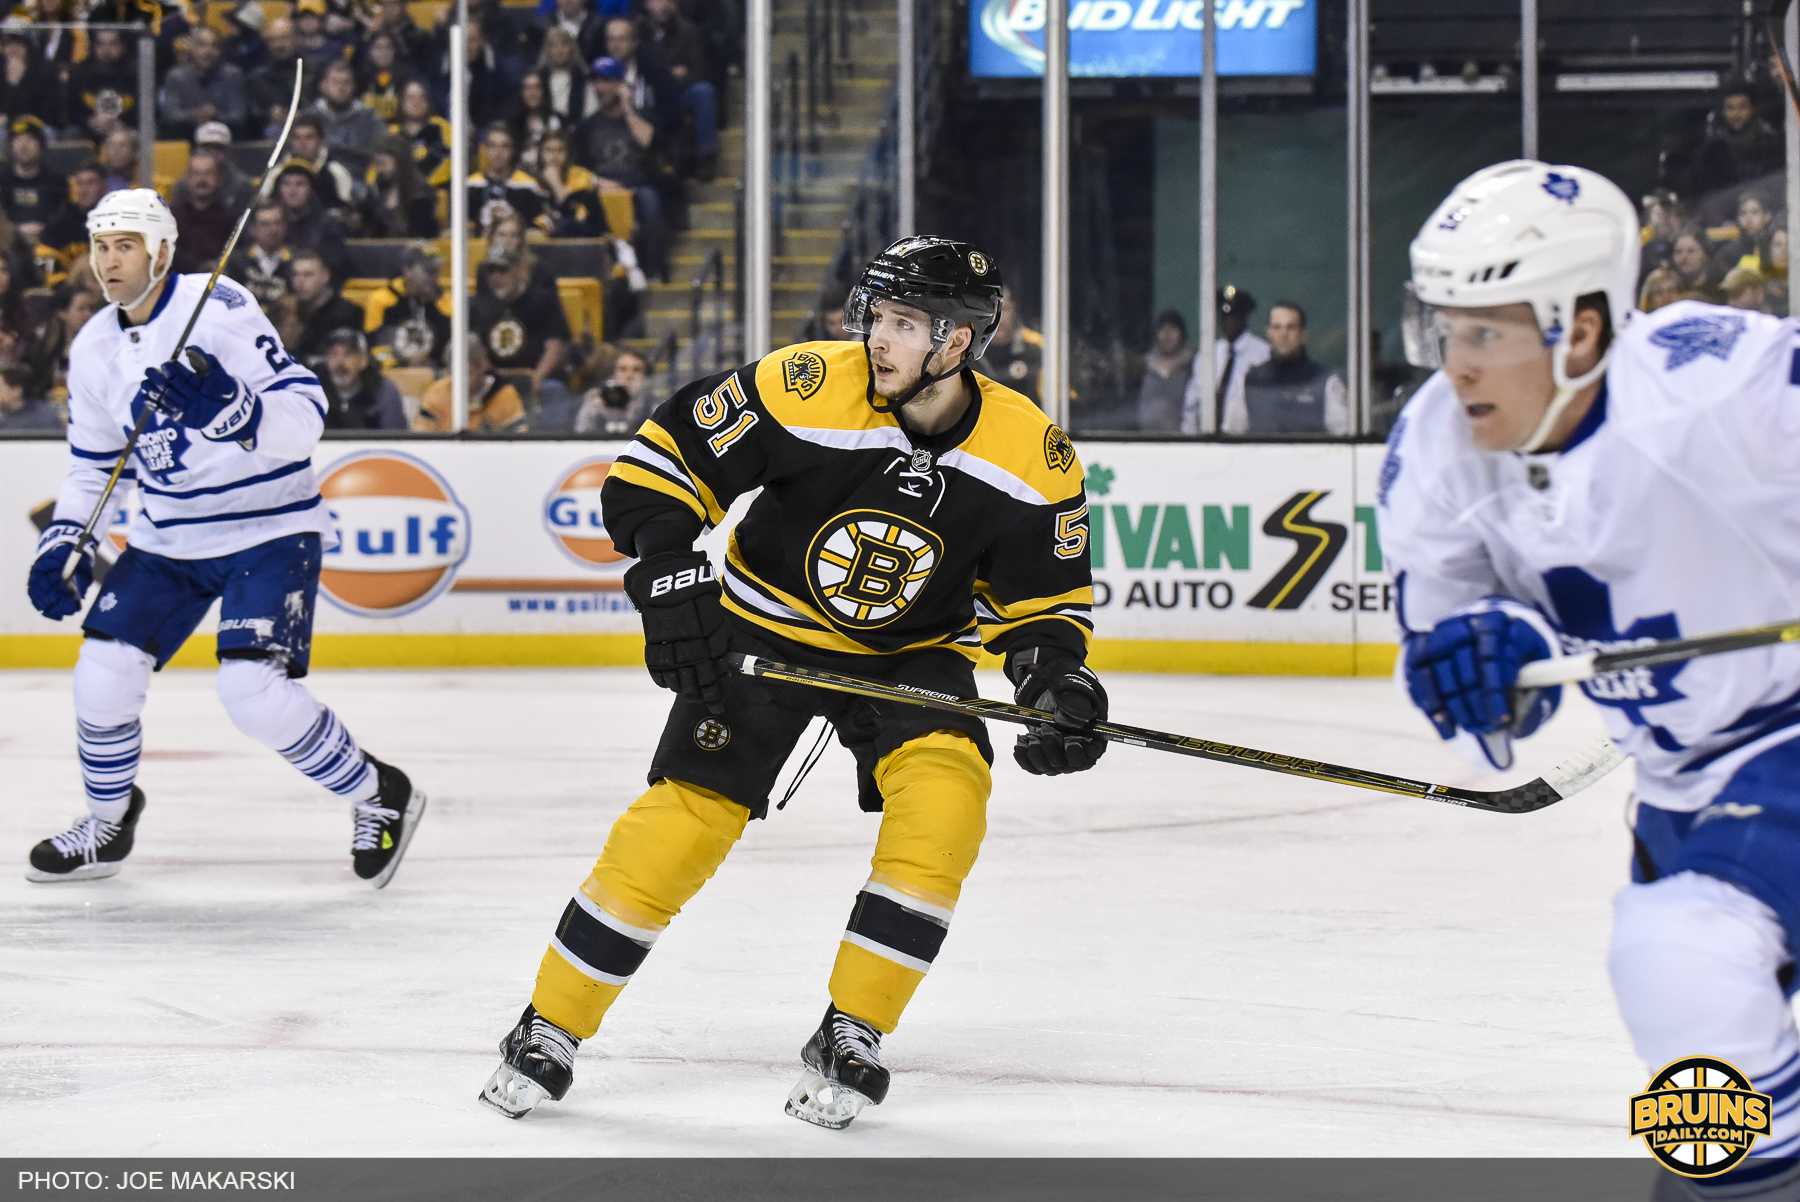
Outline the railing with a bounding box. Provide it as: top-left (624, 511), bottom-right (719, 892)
top-left (688, 247), bottom-right (732, 379)
top-left (646, 330), bottom-right (682, 399)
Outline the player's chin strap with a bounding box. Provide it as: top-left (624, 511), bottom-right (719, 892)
top-left (97, 240), bottom-right (173, 315)
top-left (1516, 331), bottom-right (1612, 454)
top-left (861, 336), bottom-right (968, 415)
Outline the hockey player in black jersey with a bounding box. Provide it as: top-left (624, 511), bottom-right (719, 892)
top-left (479, 237), bottom-right (1107, 1128)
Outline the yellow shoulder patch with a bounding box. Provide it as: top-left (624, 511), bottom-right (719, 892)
top-left (958, 375), bottom-right (1086, 504)
top-left (753, 341), bottom-right (886, 431)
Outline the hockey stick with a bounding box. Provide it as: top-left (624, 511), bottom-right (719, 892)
top-left (60, 62), bottom-right (308, 593)
top-left (727, 653), bottom-right (1626, 814)
top-left (1515, 615), bottom-right (1800, 690)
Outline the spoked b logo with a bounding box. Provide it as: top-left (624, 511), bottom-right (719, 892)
top-left (807, 510), bottom-right (942, 630)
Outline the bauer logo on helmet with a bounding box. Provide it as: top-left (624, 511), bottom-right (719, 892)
top-left (317, 451), bottom-right (470, 617)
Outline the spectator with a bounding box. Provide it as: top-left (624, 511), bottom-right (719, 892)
top-left (42, 162), bottom-right (107, 263)
top-left (171, 122), bottom-right (253, 213)
top-left (393, 79), bottom-right (453, 188)
top-left (576, 56), bottom-right (666, 280)
top-left (21, 278), bottom-right (101, 400)
top-left (486, 211), bottom-right (554, 288)
top-left (225, 200), bottom-right (295, 308)
top-left (1692, 81), bottom-right (1784, 211)
top-left (415, 333), bottom-right (529, 432)
top-left (538, 28), bottom-right (598, 127)
top-left (509, 71), bottom-right (567, 154)
top-left (469, 122), bottom-right (552, 235)
top-left (536, 128), bottom-right (610, 237)
top-left (359, 134), bottom-right (439, 238)
top-left (294, 0), bottom-right (351, 75)
top-left (472, 243), bottom-right (572, 419)
top-left (1134, 309), bottom-right (1191, 433)
top-left (366, 242), bottom-right (452, 368)
top-left (273, 165), bottom-right (347, 273)
top-left (975, 286), bottom-right (1042, 404)
top-left (1639, 188), bottom-right (1682, 286)
top-left (248, 18), bottom-right (303, 139)
top-left (442, 18), bottom-right (518, 130)
top-left (1766, 227), bottom-right (1790, 316)
top-left (573, 347), bottom-right (650, 434)
top-left (313, 59), bottom-right (387, 170)
top-left (369, 0), bottom-right (434, 74)
top-left (639, 0), bottom-right (718, 177)
top-left (0, 363), bottom-right (59, 430)
top-left (98, 128), bottom-right (139, 194)
top-left (160, 27), bottom-right (248, 139)
top-left (356, 31), bottom-right (413, 123)
top-left (1639, 265), bottom-right (1682, 313)
top-left (65, 27), bottom-right (140, 141)
top-left (1715, 189), bottom-right (1776, 275)
top-left (170, 147), bottom-right (237, 274)
top-left (286, 112), bottom-right (362, 219)
top-left (1181, 285), bottom-right (1270, 435)
top-left (320, 329), bottom-right (407, 429)
top-left (603, 18), bottom-right (675, 127)
top-left (0, 250), bottom-right (36, 364)
top-left (1240, 301), bottom-right (1348, 436)
top-left (0, 26), bottom-right (57, 131)
top-left (266, 293), bottom-right (306, 351)
top-left (0, 118), bottom-right (68, 248)
top-left (546, 0), bottom-right (609, 66)
top-left (224, 3), bottom-right (271, 74)
top-left (1722, 264), bottom-right (1766, 310)
top-left (288, 248), bottom-right (365, 368)
top-left (1670, 228), bottom-right (1722, 302)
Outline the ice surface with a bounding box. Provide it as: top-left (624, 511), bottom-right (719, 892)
top-left (0, 667), bottom-right (1653, 1156)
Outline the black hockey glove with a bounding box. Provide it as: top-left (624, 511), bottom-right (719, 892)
top-left (623, 549), bottom-right (731, 715)
top-left (1008, 648), bottom-right (1109, 776)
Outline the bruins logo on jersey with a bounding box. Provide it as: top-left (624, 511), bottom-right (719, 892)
top-left (1044, 425), bottom-right (1076, 473)
top-left (808, 510), bottom-right (942, 630)
top-left (693, 717), bottom-right (731, 750)
top-left (782, 350), bottom-right (827, 400)
top-left (488, 318), bottom-right (526, 360)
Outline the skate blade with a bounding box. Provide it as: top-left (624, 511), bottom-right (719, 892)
top-left (367, 789), bottom-right (426, 890)
top-left (478, 1061), bottom-right (549, 1120)
top-left (784, 1067), bottom-right (871, 1130)
top-left (25, 861), bottom-right (122, 883)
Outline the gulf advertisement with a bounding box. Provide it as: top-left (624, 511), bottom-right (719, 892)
top-left (0, 439), bottom-right (1399, 675)
top-left (970, 0), bottom-right (1317, 79)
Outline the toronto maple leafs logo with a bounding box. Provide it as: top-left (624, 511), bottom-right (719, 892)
top-left (1648, 314), bottom-right (1746, 370)
top-left (1542, 172), bottom-right (1580, 204)
top-left (1543, 566), bottom-right (1686, 748)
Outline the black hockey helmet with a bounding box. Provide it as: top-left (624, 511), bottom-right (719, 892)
top-left (844, 236), bottom-right (1005, 363)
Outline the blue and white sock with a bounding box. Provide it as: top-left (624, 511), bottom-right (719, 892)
top-left (278, 708), bottom-right (379, 804)
top-left (77, 719), bottom-right (140, 823)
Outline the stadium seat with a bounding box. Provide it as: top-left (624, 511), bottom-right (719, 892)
top-left (384, 366), bottom-right (437, 401)
top-left (600, 191), bottom-right (633, 242)
top-left (556, 277), bottom-right (604, 346)
top-left (153, 141), bottom-right (190, 196)
top-left (407, 1), bottom-right (446, 30)
top-left (341, 278), bottom-right (386, 313)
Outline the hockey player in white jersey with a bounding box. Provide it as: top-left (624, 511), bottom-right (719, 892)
top-left (1382, 160), bottom-right (1800, 1184)
top-left (23, 189), bottom-right (425, 886)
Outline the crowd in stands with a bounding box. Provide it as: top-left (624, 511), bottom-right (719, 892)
top-left (0, 0), bottom-right (736, 433)
top-left (1638, 76), bottom-right (1791, 318)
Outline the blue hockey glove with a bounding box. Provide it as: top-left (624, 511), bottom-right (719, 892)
top-left (1009, 648), bottom-right (1109, 776)
top-left (1404, 598), bottom-right (1563, 746)
top-left (140, 349), bottom-right (262, 444)
top-left (28, 520), bottom-right (93, 620)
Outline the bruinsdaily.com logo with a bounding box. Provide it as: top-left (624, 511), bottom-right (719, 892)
top-left (1631, 1056), bottom-right (1772, 1176)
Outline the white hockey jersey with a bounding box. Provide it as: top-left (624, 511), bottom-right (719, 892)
top-left (55, 274), bottom-right (336, 560)
top-left (1379, 300), bottom-right (1800, 813)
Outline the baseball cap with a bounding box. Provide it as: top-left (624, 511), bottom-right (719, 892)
top-left (401, 241), bottom-right (442, 271)
top-left (1217, 284), bottom-right (1256, 317)
top-left (589, 56), bottom-right (625, 80)
top-left (194, 121), bottom-right (232, 146)
top-left (326, 328), bottom-right (369, 353)
top-left (9, 115), bottom-right (46, 143)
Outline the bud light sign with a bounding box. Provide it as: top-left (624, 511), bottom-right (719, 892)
top-left (971, 0), bottom-right (1316, 78)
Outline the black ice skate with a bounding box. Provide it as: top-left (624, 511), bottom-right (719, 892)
top-left (351, 755), bottom-right (426, 889)
top-left (785, 1004), bottom-right (890, 1129)
top-left (27, 787), bottom-right (146, 883)
top-left (478, 1004), bottom-right (580, 1119)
